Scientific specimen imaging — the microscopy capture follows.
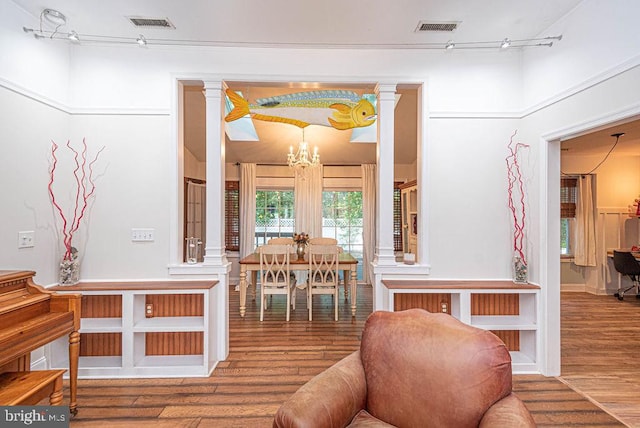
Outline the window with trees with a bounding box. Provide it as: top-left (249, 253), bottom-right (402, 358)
top-left (255, 190), bottom-right (295, 246)
top-left (322, 191), bottom-right (363, 279)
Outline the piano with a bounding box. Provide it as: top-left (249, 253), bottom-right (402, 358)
top-left (0, 270), bottom-right (80, 415)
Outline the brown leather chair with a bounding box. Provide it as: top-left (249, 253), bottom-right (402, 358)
top-left (273, 309), bottom-right (535, 428)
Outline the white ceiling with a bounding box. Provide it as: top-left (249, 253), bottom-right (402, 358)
top-left (13, 0), bottom-right (582, 49)
top-left (561, 117), bottom-right (640, 157)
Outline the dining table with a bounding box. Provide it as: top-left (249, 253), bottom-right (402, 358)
top-left (238, 252), bottom-right (359, 318)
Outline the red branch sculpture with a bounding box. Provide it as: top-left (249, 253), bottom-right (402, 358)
top-left (48, 139), bottom-right (105, 261)
top-left (505, 130), bottom-right (529, 265)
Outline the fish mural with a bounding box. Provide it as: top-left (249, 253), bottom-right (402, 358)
top-left (224, 89), bottom-right (376, 131)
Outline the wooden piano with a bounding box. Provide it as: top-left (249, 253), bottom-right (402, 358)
top-left (0, 270), bottom-right (80, 415)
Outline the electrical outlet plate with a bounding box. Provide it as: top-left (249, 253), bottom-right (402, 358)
top-left (18, 231), bottom-right (35, 248)
top-left (132, 228), bottom-right (155, 242)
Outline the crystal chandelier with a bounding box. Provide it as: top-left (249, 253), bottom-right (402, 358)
top-left (287, 128), bottom-right (319, 170)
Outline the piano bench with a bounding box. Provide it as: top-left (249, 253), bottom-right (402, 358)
top-left (0, 370), bottom-right (66, 406)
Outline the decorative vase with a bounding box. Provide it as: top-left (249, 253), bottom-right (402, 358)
top-left (512, 253), bottom-right (528, 284)
top-left (59, 254), bottom-right (80, 285)
top-left (296, 242), bottom-right (306, 260)
top-left (185, 237), bottom-right (202, 264)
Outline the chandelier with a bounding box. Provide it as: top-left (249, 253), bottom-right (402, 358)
top-left (287, 128), bottom-right (319, 170)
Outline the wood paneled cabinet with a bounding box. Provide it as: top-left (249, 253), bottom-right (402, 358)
top-left (48, 281), bottom-right (217, 378)
top-left (399, 180), bottom-right (418, 261)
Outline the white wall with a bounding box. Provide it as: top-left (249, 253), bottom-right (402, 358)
top-left (2, 0), bottom-right (640, 293)
top-left (522, 0), bottom-right (640, 109)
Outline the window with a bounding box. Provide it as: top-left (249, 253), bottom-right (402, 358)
top-left (255, 190), bottom-right (295, 246)
top-left (322, 191), bottom-right (363, 279)
top-left (561, 177), bottom-right (578, 255)
top-left (225, 181), bottom-right (240, 251)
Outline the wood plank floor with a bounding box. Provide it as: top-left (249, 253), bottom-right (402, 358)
top-left (560, 291), bottom-right (640, 427)
top-left (57, 285), bottom-right (635, 427)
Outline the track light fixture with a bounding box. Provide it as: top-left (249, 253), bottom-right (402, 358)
top-left (22, 8), bottom-right (563, 51)
top-left (136, 34), bottom-right (147, 46)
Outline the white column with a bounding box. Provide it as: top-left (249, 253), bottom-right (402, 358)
top-left (374, 83), bottom-right (398, 265)
top-left (202, 80), bottom-right (228, 266)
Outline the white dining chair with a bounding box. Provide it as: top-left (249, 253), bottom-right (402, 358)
top-left (307, 237), bottom-right (338, 245)
top-left (267, 237), bottom-right (295, 245)
top-left (258, 245), bottom-right (296, 321)
top-left (307, 244), bottom-right (340, 321)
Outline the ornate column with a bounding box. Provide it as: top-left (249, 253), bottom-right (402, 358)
top-left (374, 83), bottom-right (398, 265)
top-left (202, 80), bottom-right (228, 266)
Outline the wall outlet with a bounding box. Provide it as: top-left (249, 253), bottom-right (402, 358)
top-left (132, 228), bottom-right (155, 242)
top-left (18, 231), bottom-right (35, 248)
top-left (440, 301), bottom-right (448, 313)
top-left (145, 303), bottom-right (154, 318)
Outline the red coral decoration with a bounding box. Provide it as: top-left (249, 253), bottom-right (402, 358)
top-left (505, 130), bottom-right (530, 265)
top-left (48, 138), bottom-right (105, 261)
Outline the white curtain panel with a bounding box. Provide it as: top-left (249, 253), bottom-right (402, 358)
top-left (294, 165), bottom-right (323, 238)
top-left (361, 164), bottom-right (376, 285)
top-left (240, 163), bottom-right (257, 258)
top-left (186, 180), bottom-right (206, 262)
top-left (574, 174), bottom-right (597, 267)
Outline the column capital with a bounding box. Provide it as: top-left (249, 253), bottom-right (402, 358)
top-left (375, 83), bottom-right (398, 96)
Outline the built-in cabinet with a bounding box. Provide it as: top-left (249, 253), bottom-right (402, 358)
top-left (399, 180), bottom-right (418, 260)
top-left (47, 281), bottom-right (218, 378)
top-left (383, 280), bottom-right (540, 373)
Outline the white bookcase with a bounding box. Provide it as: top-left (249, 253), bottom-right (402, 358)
top-left (47, 281), bottom-right (218, 378)
top-left (384, 280), bottom-right (540, 374)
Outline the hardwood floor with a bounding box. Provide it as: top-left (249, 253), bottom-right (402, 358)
top-left (59, 285), bottom-right (635, 427)
top-left (560, 291), bottom-right (640, 427)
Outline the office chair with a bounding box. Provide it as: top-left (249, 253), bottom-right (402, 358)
top-left (612, 250), bottom-right (640, 301)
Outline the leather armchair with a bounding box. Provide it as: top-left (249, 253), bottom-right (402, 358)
top-left (273, 308), bottom-right (535, 427)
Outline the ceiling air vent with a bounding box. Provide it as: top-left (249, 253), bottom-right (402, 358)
top-left (415, 21), bottom-right (459, 32)
top-left (128, 17), bottom-right (175, 29)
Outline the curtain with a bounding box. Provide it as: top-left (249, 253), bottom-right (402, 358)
top-left (186, 180), bottom-right (206, 262)
top-left (574, 175), bottom-right (596, 266)
top-left (293, 166), bottom-right (323, 286)
top-left (240, 163), bottom-right (256, 258)
top-left (362, 164), bottom-right (376, 285)
top-left (294, 165), bottom-right (323, 238)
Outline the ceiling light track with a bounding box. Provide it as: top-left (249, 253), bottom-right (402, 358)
top-left (22, 26), bottom-right (563, 51)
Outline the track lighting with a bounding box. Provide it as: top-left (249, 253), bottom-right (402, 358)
top-left (136, 34), bottom-right (147, 46)
top-left (22, 8), bottom-right (563, 51)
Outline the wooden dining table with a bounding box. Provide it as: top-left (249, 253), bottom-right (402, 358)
top-left (238, 252), bottom-right (359, 318)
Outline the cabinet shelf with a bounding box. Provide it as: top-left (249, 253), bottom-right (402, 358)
top-left (471, 315), bottom-right (536, 330)
top-left (81, 317), bottom-right (122, 332)
top-left (133, 316), bottom-right (204, 332)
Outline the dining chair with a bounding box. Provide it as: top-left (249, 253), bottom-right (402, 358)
top-left (308, 237), bottom-right (338, 245)
top-left (267, 237), bottom-right (294, 245)
top-left (258, 245), bottom-right (296, 321)
top-left (307, 244), bottom-right (340, 321)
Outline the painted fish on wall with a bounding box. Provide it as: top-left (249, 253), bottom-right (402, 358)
top-left (224, 89), bottom-right (376, 130)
